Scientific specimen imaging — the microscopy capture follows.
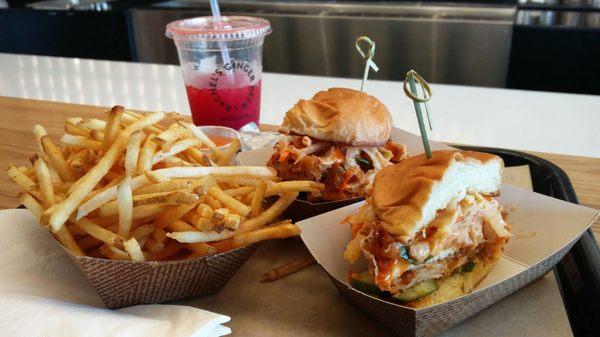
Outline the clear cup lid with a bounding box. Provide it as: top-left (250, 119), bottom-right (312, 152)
top-left (166, 16), bottom-right (272, 42)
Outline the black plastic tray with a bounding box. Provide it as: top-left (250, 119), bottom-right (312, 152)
top-left (457, 145), bottom-right (600, 337)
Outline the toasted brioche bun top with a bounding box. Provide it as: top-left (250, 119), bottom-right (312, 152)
top-left (280, 88), bottom-right (392, 146)
top-left (372, 150), bottom-right (503, 238)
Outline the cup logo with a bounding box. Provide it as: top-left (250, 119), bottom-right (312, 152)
top-left (207, 60), bottom-right (258, 113)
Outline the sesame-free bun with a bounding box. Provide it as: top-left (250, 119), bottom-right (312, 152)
top-left (280, 88), bottom-right (392, 146)
top-left (372, 150), bottom-right (503, 238)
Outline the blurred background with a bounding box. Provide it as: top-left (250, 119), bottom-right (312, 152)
top-left (1, 0), bottom-right (598, 94)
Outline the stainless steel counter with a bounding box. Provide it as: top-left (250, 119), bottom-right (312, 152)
top-left (131, 1), bottom-right (516, 87)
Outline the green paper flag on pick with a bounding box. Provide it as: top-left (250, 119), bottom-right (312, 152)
top-left (403, 70), bottom-right (434, 158)
top-left (355, 36), bottom-right (379, 92)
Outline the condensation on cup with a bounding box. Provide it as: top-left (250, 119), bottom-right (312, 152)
top-left (166, 16), bottom-right (272, 130)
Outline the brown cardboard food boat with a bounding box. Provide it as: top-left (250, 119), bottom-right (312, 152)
top-left (296, 185), bottom-right (598, 337)
top-left (62, 245), bottom-right (255, 309)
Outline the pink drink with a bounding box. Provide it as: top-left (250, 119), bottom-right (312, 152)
top-left (185, 70), bottom-right (262, 130)
top-left (166, 16), bottom-right (271, 130)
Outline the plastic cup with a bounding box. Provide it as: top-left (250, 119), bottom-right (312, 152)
top-left (166, 16), bottom-right (272, 130)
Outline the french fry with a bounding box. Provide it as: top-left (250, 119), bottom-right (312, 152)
top-left (78, 118), bottom-right (106, 130)
top-left (238, 192), bottom-right (299, 233)
top-left (224, 186), bottom-right (255, 198)
top-left (7, 164), bottom-right (36, 191)
top-left (162, 156), bottom-right (193, 168)
top-left (66, 117), bottom-right (83, 126)
top-left (186, 242), bottom-right (216, 257)
top-left (145, 236), bottom-right (165, 254)
top-left (213, 208), bottom-right (242, 230)
top-left (41, 136), bottom-right (76, 182)
top-left (165, 219), bottom-right (196, 232)
top-left (216, 138), bottom-right (240, 166)
top-left (90, 129), bottom-right (105, 141)
top-left (121, 113), bottom-right (164, 134)
top-left (129, 189), bottom-right (200, 207)
top-left (154, 124), bottom-right (189, 144)
top-left (260, 256), bottom-right (315, 282)
top-left (76, 235), bottom-right (103, 251)
top-left (124, 237), bottom-right (145, 261)
top-left (75, 217), bottom-right (122, 247)
top-left (103, 105), bottom-right (124, 149)
top-left (152, 137), bottom-right (201, 165)
top-left (204, 195), bottom-right (222, 209)
top-left (100, 244), bottom-right (130, 260)
top-left (32, 125), bottom-right (61, 181)
top-left (152, 228), bottom-right (167, 243)
top-left (125, 130), bottom-right (144, 177)
top-left (52, 181), bottom-right (72, 194)
top-left (86, 247), bottom-right (103, 258)
top-left (208, 186), bottom-right (251, 216)
top-left (60, 134), bottom-right (103, 151)
top-left (103, 170), bottom-right (123, 183)
top-left (65, 123), bottom-right (91, 137)
top-left (20, 193), bottom-right (45, 220)
top-left (232, 223), bottom-right (301, 248)
top-left (130, 204), bottom-right (171, 220)
top-left (47, 162), bottom-right (62, 184)
top-left (147, 240), bottom-right (184, 261)
top-left (39, 204), bottom-right (59, 227)
top-left (178, 121), bottom-right (221, 156)
top-left (99, 190), bottom-right (199, 217)
top-left (155, 166), bottom-right (275, 179)
top-left (264, 181), bottom-right (324, 197)
top-left (33, 124), bottom-right (48, 155)
top-left (34, 157), bottom-right (55, 207)
top-left (117, 177), bottom-right (133, 238)
top-left (250, 180), bottom-right (267, 218)
top-left (167, 229), bottom-right (235, 243)
top-left (155, 202), bottom-right (198, 229)
top-left (66, 223), bottom-right (86, 238)
top-left (184, 148), bottom-right (210, 166)
top-left (55, 226), bottom-right (86, 256)
top-left (144, 170), bottom-right (169, 183)
top-left (134, 179), bottom-right (192, 195)
top-left (137, 134), bottom-right (158, 175)
top-left (103, 173), bottom-right (124, 189)
top-left (209, 238), bottom-right (233, 253)
top-left (130, 224), bottom-right (156, 241)
top-left (213, 175), bottom-right (271, 186)
top-left (50, 111), bottom-right (165, 231)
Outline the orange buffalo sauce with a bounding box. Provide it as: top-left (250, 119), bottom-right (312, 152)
top-left (201, 136), bottom-right (232, 149)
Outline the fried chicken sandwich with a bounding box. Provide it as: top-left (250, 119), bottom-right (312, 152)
top-left (345, 150), bottom-right (511, 308)
top-left (267, 88), bottom-right (407, 202)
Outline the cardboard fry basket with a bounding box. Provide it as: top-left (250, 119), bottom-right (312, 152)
top-left (64, 245), bottom-right (255, 309)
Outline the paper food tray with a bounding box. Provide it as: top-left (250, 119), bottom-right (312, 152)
top-left (64, 245), bottom-right (256, 309)
top-left (297, 185), bottom-right (597, 337)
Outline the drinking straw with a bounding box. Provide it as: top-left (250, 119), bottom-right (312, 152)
top-left (355, 36), bottom-right (379, 92)
top-left (403, 70), bottom-right (433, 158)
top-left (210, 0), bottom-right (233, 79)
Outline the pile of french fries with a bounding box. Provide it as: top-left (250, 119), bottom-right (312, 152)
top-left (8, 106), bottom-right (323, 261)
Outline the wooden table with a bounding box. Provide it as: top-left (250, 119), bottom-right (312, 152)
top-left (1, 96), bottom-right (599, 233)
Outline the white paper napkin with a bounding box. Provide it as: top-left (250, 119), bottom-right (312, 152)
top-left (0, 209), bottom-right (231, 337)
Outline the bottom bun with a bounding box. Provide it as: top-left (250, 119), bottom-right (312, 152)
top-left (406, 251), bottom-right (502, 309)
